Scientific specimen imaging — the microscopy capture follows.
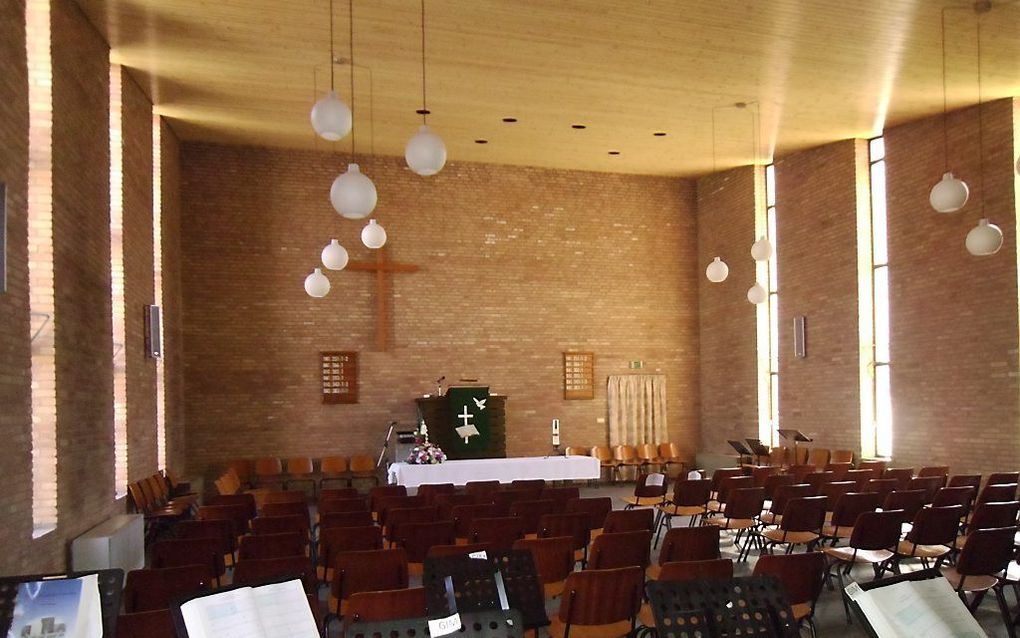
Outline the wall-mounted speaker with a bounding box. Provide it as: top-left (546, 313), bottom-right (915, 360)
top-left (145, 305), bottom-right (162, 358)
top-left (793, 315), bottom-right (807, 358)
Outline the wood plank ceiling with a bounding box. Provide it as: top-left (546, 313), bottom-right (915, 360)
top-left (77, 0), bottom-right (1020, 176)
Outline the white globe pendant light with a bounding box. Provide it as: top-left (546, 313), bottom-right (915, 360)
top-left (361, 219), bottom-right (387, 249)
top-left (751, 236), bottom-right (773, 261)
top-left (405, 125), bottom-right (447, 176)
top-left (304, 268), bottom-right (331, 298)
top-left (330, 163), bottom-right (377, 219)
top-left (747, 282), bottom-right (767, 305)
top-left (321, 239), bottom-right (349, 270)
top-left (965, 218), bottom-right (1003, 256)
top-left (705, 257), bottom-right (729, 283)
top-left (929, 172), bottom-right (969, 213)
top-left (1015, 154), bottom-right (1020, 176)
top-left (310, 91), bottom-right (352, 142)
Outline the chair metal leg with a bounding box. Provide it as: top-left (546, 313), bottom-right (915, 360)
top-left (835, 567), bottom-right (852, 624)
top-left (994, 586), bottom-right (1017, 638)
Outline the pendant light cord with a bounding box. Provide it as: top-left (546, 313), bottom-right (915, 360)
top-left (940, 7), bottom-right (949, 172)
top-left (349, 0), bottom-right (356, 155)
top-left (420, 0), bottom-right (428, 124)
top-left (976, 15), bottom-right (985, 215)
top-left (328, 0), bottom-right (335, 90)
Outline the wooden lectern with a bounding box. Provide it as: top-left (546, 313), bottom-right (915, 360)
top-left (415, 389), bottom-right (506, 460)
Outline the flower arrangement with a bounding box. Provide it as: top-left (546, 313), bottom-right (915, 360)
top-left (406, 439), bottom-right (446, 465)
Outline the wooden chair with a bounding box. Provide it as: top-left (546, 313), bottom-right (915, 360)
top-left (254, 457), bottom-right (285, 489)
top-left (824, 462), bottom-right (853, 482)
top-left (318, 497), bottom-right (369, 520)
top-left (829, 450), bottom-right (854, 465)
top-left (238, 532), bottom-right (307, 561)
top-left (316, 525), bottom-right (383, 584)
top-left (636, 443), bottom-right (663, 473)
top-left (590, 445), bottom-right (617, 483)
top-left (622, 472), bottom-right (668, 508)
top-left (753, 551), bottom-right (826, 637)
top-left (602, 508), bottom-right (654, 534)
top-left (657, 442), bottom-right (686, 476)
top-left (613, 445), bottom-right (642, 481)
top-left (319, 456), bottom-right (351, 489)
top-left (917, 465), bottom-right (949, 484)
top-left (762, 473), bottom-right (796, 502)
top-left (760, 496), bottom-right (827, 554)
top-left (804, 471), bottom-right (835, 495)
top-left (464, 480), bottom-right (501, 499)
top-left (758, 483), bottom-right (812, 526)
top-left (197, 503), bottom-right (251, 542)
top-left (907, 476), bottom-right (944, 504)
top-left (514, 536), bottom-right (576, 599)
top-left (565, 497), bottom-right (613, 535)
top-left (883, 467), bottom-right (914, 490)
top-left (586, 530), bottom-right (652, 571)
top-left (547, 566), bottom-right (643, 638)
top-left (349, 454), bottom-right (379, 487)
top-left (284, 457), bottom-right (316, 496)
top-left (864, 478), bottom-right (899, 505)
top-left (708, 468), bottom-right (744, 500)
top-left (787, 464), bottom-right (816, 484)
top-left (329, 548), bottom-right (408, 616)
top-left (648, 526), bottom-right (721, 580)
top-left (881, 489), bottom-right (925, 525)
top-left (892, 504), bottom-right (962, 570)
top-left (843, 469), bottom-right (875, 491)
top-left (508, 499), bottom-right (557, 535)
top-left (806, 448), bottom-right (829, 469)
top-left (345, 587), bottom-right (427, 623)
top-left (207, 493), bottom-right (257, 522)
top-left (977, 482), bottom-right (1018, 505)
top-left (426, 542), bottom-right (494, 559)
top-left (818, 481), bottom-right (855, 515)
top-left (319, 510), bottom-right (375, 530)
top-left (115, 610), bottom-right (175, 638)
top-left (232, 555), bottom-right (316, 593)
top-left (956, 501), bottom-right (1020, 548)
top-left (469, 516), bottom-right (525, 551)
top-left (395, 520), bottom-right (457, 575)
top-left (822, 509), bottom-right (904, 622)
top-left (123, 566), bottom-right (208, 612)
top-left (368, 486), bottom-right (409, 517)
top-left (321, 487), bottom-right (359, 501)
top-left (374, 494), bottom-right (425, 527)
top-left (942, 526), bottom-right (1016, 629)
top-left (416, 482), bottom-right (456, 505)
top-left (931, 485), bottom-right (976, 512)
top-left (252, 514), bottom-right (306, 538)
top-left (451, 503), bottom-right (501, 540)
top-left (563, 446), bottom-right (589, 456)
top-left (706, 475), bottom-right (754, 515)
top-left (704, 487), bottom-right (766, 561)
top-left (511, 478), bottom-right (546, 491)
top-left (856, 459), bottom-right (887, 478)
top-left (751, 465), bottom-right (782, 488)
top-left (151, 538), bottom-right (225, 587)
top-left (384, 505), bottom-right (438, 542)
top-left (654, 478), bottom-right (712, 545)
top-left (541, 486), bottom-right (580, 508)
top-left (538, 512), bottom-right (591, 565)
top-left (261, 501), bottom-right (311, 535)
top-left (987, 471), bottom-right (1020, 485)
top-left (262, 489), bottom-right (307, 506)
top-left (820, 491), bottom-right (880, 545)
top-left (948, 474), bottom-right (982, 491)
top-left (434, 492), bottom-right (476, 518)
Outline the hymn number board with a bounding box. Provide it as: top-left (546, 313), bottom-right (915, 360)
top-left (563, 352), bottom-right (595, 400)
top-left (321, 351), bottom-right (358, 404)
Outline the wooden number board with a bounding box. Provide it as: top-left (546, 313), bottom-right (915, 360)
top-left (321, 351), bottom-right (358, 404)
top-left (563, 352), bottom-right (595, 400)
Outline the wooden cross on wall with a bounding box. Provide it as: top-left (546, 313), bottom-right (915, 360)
top-left (346, 247), bottom-right (420, 351)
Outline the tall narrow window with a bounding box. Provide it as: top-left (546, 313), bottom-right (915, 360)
top-left (152, 115), bottom-right (166, 470)
top-left (757, 164), bottom-right (779, 446)
top-left (26, 0), bottom-right (57, 536)
top-left (109, 64), bottom-right (127, 497)
top-left (868, 137), bottom-right (892, 458)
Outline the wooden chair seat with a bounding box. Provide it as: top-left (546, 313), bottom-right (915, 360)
top-left (637, 603), bottom-right (655, 629)
top-left (706, 501), bottom-right (724, 513)
top-left (758, 512), bottom-right (781, 525)
top-left (622, 496), bottom-right (663, 507)
top-left (822, 546), bottom-right (893, 564)
top-left (942, 568), bottom-right (999, 593)
top-left (791, 602), bottom-right (812, 622)
top-left (760, 529), bottom-right (817, 545)
top-left (704, 517), bottom-right (755, 530)
top-left (895, 541), bottom-right (950, 559)
top-left (545, 580), bottom-right (566, 599)
top-left (547, 618), bottom-right (632, 638)
top-left (646, 564), bottom-right (662, 581)
top-left (656, 504), bottom-right (704, 518)
top-left (820, 524), bottom-right (853, 539)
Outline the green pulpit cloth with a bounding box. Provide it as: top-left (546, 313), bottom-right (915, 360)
top-left (447, 386), bottom-right (490, 455)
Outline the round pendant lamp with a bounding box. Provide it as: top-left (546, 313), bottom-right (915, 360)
top-left (330, 163), bottom-right (377, 219)
top-left (304, 268), bottom-right (331, 297)
top-left (309, 0), bottom-right (351, 141)
top-left (929, 172), bottom-right (969, 213)
top-left (965, 218), bottom-right (1003, 256)
top-left (405, 125), bottom-right (447, 176)
top-left (747, 282), bottom-right (767, 305)
top-left (321, 239), bottom-right (349, 270)
top-left (751, 236), bottom-right (773, 261)
top-left (361, 219), bottom-right (387, 249)
top-left (705, 257), bottom-right (729, 283)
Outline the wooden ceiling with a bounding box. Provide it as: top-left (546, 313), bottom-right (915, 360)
top-left (77, 0), bottom-right (1020, 176)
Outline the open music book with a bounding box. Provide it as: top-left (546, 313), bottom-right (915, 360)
top-left (845, 577), bottom-right (986, 638)
top-left (6, 574), bottom-right (102, 638)
top-left (179, 579), bottom-right (318, 638)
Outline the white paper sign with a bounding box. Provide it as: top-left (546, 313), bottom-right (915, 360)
top-left (468, 551), bottom-right (488, 560)
top-left (428, 614), bottom-right (463, 637)
top-left (646, 473), bottom-right (665, 486)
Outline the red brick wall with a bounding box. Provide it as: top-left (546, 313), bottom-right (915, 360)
top-left (884, 98), bottom-right (1019, 476)
top-left (696, 166), bottom-right (762, 454)
top-left (121, 71), bottom-right (157, 480)
top-left (0, 0), bottom-right (36, 573)
top-left (773, 140), bottom-right (868, 455)
top-left (179, 144), bottom-right (700, 478)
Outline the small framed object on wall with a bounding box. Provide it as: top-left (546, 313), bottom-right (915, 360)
top-left (563, 351), bottom-right (595, 400)
top-left (321, 351), bottom-right (358, 404)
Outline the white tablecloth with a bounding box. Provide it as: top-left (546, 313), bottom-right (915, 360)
top-left (387, 455), bottom-right (601, 488)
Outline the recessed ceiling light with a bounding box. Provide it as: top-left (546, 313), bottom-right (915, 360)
top-left (653, 132), bottom-right (667, 137)
top-left (608, 150), bottom-right (620, 155)
top-left (571, 124), bottom-right (587, 129)
top-left (502, 117), bottom-right (517, 123)
top-left (415, 108), bottom-right (431, 115)
top-left (475, 139), bottom-right (488, 144)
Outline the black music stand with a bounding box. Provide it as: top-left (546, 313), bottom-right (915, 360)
top-left (745, 438), bottom-right (772, 465)
top-left (727, 439), bottom-right (754, 466)
top-left (345, 609), bottom-right (525, 638)
top-left (645, 575), bottom-right (799, 637)
top-left (777, 429), bottom-right (813, 465)
top-left (0, 569), bottom-right (124, 638)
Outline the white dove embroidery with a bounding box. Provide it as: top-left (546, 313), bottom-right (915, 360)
top-left (473, 397), bottom-right (487, 410)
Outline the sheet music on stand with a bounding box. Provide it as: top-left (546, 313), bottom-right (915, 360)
top-left (0, 569), bottom-right (123, 638)
top-left (845, 569), bottom-right (987, 638)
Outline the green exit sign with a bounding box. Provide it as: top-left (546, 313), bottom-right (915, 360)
top-left (629, 360), bottom-right (644, 369)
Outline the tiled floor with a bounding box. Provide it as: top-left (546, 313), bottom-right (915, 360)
top-left (320, 482), bottom-right (1017, 637)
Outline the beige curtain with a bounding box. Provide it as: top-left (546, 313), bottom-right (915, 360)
top-left (607, 374), bottom-right (668, 446)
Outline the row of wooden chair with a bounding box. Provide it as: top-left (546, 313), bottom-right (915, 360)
top-left (563, 443), bottom-right (687, 481)
top-left (126, 471), bottom-right (198, 543)
top-left (225, 456), bottom-right (381, 495)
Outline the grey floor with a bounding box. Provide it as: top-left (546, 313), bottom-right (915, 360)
top-left (320, 482), bottom-right (1016, 637)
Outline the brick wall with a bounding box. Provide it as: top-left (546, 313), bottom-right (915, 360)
top-left (885, 98), bottom-right (1019, 476)
top-left (696, 166), bottom-right (762, 455)
top-left (121, 70), bottom-right (157, 480)
top-left (161, 120), bottom-right (188, 474)
top-left (179, 144), bottom-right (700, 479)
top-left (773, 140), bottom-right (868, 455)
top-left (0, 0), bottom-right (35, 573)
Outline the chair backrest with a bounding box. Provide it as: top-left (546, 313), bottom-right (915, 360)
top-left (434, 493), bottom-right (477, 518)
top-left (917, 465), bottom-right (949, 480)
top-left (709, 468), bottom-right (744, 493)
top-left (557, 566), bottom-right (643, 627)
top-left (987, 472), bottom-right (1020, 485)
top-left (451, 503), bottom-right (501, 538)
top-left (659, 526), bottom-right (721, 565)
top-left (658, 558), bottom-right (734, 582)
top-left (716, 476), bottom-right (754, 504)
top-left (881, 490), bottom-right (924, 523)
top-left (767, 484), bottom-right (813, 517)
top-left (252, 515), bottom-right (305, 537)
top-left (804, 471), bottom-right (835, 494)
top-left (464, 480), bottom-right (502, 498)
top-left (375, 495), bottom-right (426, 524)
top-left (587, 530), bottom-right (652, 570)
top-left (752, 551), bottom-right (826, 608)
top-left (857, 460), bottom-right (887, 477)
top-left (197, 503), bottom-right (250, 536)
top-left (883, 468), bottom-right (914, 490)
top-left (238, 532), bottom-right (307, 560)
top-left (319, 510), bottom-right (375, 529)
top-left (818, 481), bottom-right (855, 511)
top-left (417, 483), bottom-right (456, 505)
top-left (659, 442), bottom-right (683, 460)
top-left (750, 466), bottom-right (782, 488)
top-left (762, 474), bottom-right (795, 501)
top-left (115, 609), bottom-right (175, 638)
top-left (123, 566), bottom-right (208, 613)
top-left (346, 587), bottom-right (428, 623)
top-left (396, 520), bottom-right (458, 563)
top-left (768, 446), bottom-right (789, 467)
top-left (968, 500), bottom-right (1020, 530)
top-left (907, 476), bottom-right (944, 504)
top-left (637, 443), bottom-right (660, 461)
top-left (508, 499), bottom-right (557, 534)
top-left (513, 536), bottom-right (575, 585)
top-left (844, 469), bottom-right (876, 491)
top-left (591, 446), bottom-right (614, 462)
top-left (385, 506), bottom-right (439, 538)
top-left (174, 519), bottom-right (235, 552)
top-left (541, 486), bottom-right (581, 507)
top-left (779, 496), bottom-right (827, 533)
top-left (864, 478), bottom-right (899, 504)
top-left (565, 497), bottom-right (613, 531)
top-left (829, 492), bottom-right (880, 528)
top-left (977, 482), bottom-right (1018, 505)
top-left (613, 445), bottom-right (638, 462)
top-left (319, 526), bottom-right (384, 571)
top-left (825, 462), bottom-right (853, 481)
top-left (904, 505), bottom-right (964, 547)
top-left (511, 479), bottom-right (546, 491)
top-left (151, 538), bottom-right (224, 581)
top-left (232, 555), bottom-right (316, 594)
top-left (206, 493), bottom-right (257, 521)
top-left (492, 489), bottom-right (543, 514)
top-left (333, 548), bottom-right (409, 601)
top-left (368, 485), bottom-right (408, 512)
top-left (670, 478), bottom-right (712, 507)
top-left (848, 510), bottom-right (903, 551)
top-left (320, 456), bottom-right (349, 474)
top-left (426, 542), bottom-right (495, 559)
top-left (538, 513), bottom-right (590, 550)
top-left (788, 464), bottom-right (816, 484)
top-left (229, 459), bottom-right (254, 482)
top-left (263, 490), bottom-right (306, 506)
top-left (469, 516), bottom-right (526, 552)
top-left (255, 457), bottom-right (283, 476)
top-left (603, 508), bottom-right (654, 534)
top-left (286, 457), bottom-right (313, 475)
top-left (806, 448), bottom-right (829, 468)
top-left (829, 450), bottom-right (855, 464)
top-left (349, 455), bottom-right (376, 474)
top-left (954, 527), bottom-right (1017, 580)
top-left (319, 497), bottom-right (369, 516)
top-left (564, 446), bottom-right (590, 456)
top-left (948, 474), bottom-right (982, 490)
top-left (321, 487), bottom-right (359, 501)
top-left (931, 486), bottom-right (975, 509)
top-left (632, 472), bottom-right (669, 499)
top-left (261, 503), bottom-right (310, 533)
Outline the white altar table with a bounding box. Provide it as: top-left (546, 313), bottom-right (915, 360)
top-left (387, 455), bottom-right (600, 488)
